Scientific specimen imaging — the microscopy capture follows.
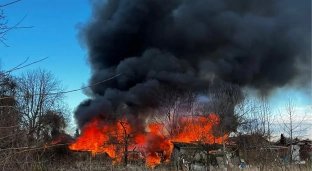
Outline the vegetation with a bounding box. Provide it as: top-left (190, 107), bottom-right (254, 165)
top-left (0, 1), bottom-right (311, 171)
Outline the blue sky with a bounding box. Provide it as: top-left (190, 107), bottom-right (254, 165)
top-left (0, 0), bottom-right (91, 112)
top-left (0, 1), bottom-right (311, 136)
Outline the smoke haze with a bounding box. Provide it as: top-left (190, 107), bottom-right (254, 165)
top-left (74, 0), bottom-right (311, 128)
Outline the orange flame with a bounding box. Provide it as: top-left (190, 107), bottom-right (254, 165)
top-left (173, 114), bottom-right (226, 144)
top-left (69, 119), bottom-right (126, 162)
top-left (68, 114), bottom-right (227, 167)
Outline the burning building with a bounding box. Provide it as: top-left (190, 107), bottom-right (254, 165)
top-left (69, 0), bottom-right (310, 168)
top-left (69, 114), bottom-right (227, 167)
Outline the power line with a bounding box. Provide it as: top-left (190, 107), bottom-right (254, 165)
top-left (0, 73), bottom-right (123, 100)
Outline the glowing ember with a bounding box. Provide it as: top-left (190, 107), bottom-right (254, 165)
top-left (68, 114), bottom-right (227, 167)
top-left (146, 152), bottom-right (161, 168)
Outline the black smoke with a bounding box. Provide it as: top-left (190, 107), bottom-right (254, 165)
top-left (74, 0), bottom-right (311, 128)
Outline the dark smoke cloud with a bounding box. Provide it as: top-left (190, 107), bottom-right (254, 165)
top-left (75, 0), bottom-right (311, 128)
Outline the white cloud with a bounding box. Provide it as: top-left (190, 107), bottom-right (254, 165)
top-left (273, 105), bottom-right (312, 139)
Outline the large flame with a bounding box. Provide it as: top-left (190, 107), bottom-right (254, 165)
top-left (172, 114), bottom-right (225, 144)
top-left (69, 118), bottom-right (132, 162)
top-left (69, 114), bottom-right (227, 168)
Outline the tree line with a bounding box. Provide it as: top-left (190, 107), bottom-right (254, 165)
top-left (0, 63), bottom-right (71, 169)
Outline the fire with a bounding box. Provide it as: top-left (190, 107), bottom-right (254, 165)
top-left (68, 114), bottom-right (227, 168)
top-left (146, 152), bottom-right (161, 168)
top-left (144, 123), bottom-right (173, 168)
top-left (69, 118), bottom-right (127, 162)
top-left (173, 114), bottom-right (226, 144)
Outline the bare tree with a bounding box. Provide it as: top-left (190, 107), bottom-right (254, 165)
top-left (0, 60), bottom-right (122, 170)
top-left (278, 98), bottom-right (310, 164)
top-left (199, 83), bottom-right (249, 170)
top-left (234, 95), bottom-right (281, 170)
top-left (0, 68), bottom-right (31, 171)
top-left (153, 85), bottom-right (198, 138)
top-left (0, 67), bottom-right (70, 170)
top-left (94, 106), bottom-right (144, 166)
top-left (204, 84), bottom-right (245, 148)
top-left (16, 68), bottom-right (69, 145)
top-left (238, 95), bottom-right (274, 139)
top-left (0, 0), bottom-right (32, 46)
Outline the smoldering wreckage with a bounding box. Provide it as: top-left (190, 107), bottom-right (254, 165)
top-left (49, 0), bottom-right (310, 169)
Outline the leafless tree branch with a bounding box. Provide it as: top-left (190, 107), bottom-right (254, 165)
top-left (0, 72), bottom-right (123, 100)
top-left (0, 1), bottom-right (33, 46)
top-left (0, 0), bottom-right (21, 8)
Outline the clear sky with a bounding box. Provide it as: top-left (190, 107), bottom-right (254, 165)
top-left (0, 0), bottom-right (91, 112)
top-left (0, 0), bottom-right (311, 137)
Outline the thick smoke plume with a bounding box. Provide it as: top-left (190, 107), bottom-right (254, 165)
top-left (75, 0), bottom-right (311, 128)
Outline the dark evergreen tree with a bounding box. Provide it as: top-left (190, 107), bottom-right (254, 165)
top-left (280, 134), bottom-right (286, 145)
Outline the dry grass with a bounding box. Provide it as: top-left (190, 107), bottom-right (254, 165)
top-left (47, 164), bottom-right (312, 171)
top-left (2, 159), bottom-right (312, 171)
top-left (1, 148), bottom-right (311, 171)
top-left (31, 159), bottom-right (312, 171)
